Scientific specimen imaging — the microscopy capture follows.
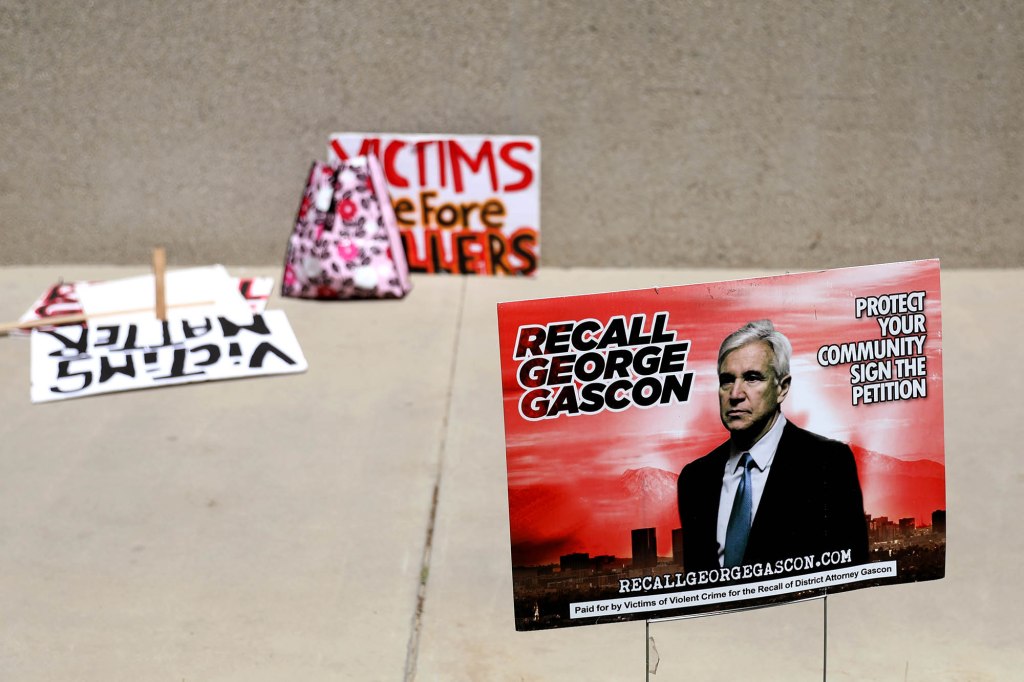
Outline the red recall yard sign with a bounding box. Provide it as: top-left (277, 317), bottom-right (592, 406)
top-left (328, 133), bottom-right (540, 276)
top-left (496, 260), bottom-right (946, 630)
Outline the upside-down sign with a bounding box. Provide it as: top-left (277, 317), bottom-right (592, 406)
top-left (30, 311), bottom-right (307, 403)
top-left (328, 133), bottom-right (539, 276)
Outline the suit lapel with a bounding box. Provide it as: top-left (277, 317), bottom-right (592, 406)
top-left (700, 445), bottom-right (730, 561)
top-left (747, 422), bottom-right (797, 558)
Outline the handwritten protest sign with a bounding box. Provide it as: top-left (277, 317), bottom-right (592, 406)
top-left (30, 310), bottom-right (307, 403)
top-left (74, 265), bottom-right (253, 325)
top-left (328, 133), bottom-right (540, 276)
top-left (497, 260), bottom-right (945, 630)
top-left (16, 274), bottom-right (274, 335)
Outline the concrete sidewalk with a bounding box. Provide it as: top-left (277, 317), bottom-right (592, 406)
top-left (1, 266), bottom-right (1021, 681)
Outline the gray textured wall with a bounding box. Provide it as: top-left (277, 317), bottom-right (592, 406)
top-left (2, 1), bottom-right (1022, 268)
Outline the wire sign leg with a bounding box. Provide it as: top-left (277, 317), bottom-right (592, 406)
top-left (645, 619), bottom-right (650, 682)
top-left (822, 594), bottom-right (829, 682)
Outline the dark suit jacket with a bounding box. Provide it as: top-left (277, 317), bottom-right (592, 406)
top-left (677, 421), bottom-right (869, 574)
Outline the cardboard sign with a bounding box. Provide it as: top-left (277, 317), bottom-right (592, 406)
top-left (328, 133), bottom-right (540, 276)
top-left (497, 260), bottom-right (945, 630)
top-left (30, 310), bottom-right (307, 403)
top-left (74, 265), bottom-right (253, 326)
top-left (17, 274), bottom-right (274, 335)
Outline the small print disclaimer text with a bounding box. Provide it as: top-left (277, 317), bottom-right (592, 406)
top-left (568, 561), bottom-right (897, 619)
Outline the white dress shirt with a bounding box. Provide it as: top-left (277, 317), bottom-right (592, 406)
top-left (715, 413), bottom-right (788, 567)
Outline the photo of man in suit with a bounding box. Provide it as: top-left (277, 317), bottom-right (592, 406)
top-left (677, 320), bottom-right (869, 574)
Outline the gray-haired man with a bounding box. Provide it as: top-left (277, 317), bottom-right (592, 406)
top-left (677, 320), bottom-right (869, 575)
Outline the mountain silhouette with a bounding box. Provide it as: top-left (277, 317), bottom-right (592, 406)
top-left (851, 445), bottom-right (945, 524)
top-left (619, 467), bottom-right (678, 506)
top-left (509, 449), bottom-right (944, 566)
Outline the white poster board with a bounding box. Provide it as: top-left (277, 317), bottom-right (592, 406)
top-left (75, 265), bottom-right (254, 325)
top-left (328, 133), bottom-right (540, 276)
top-left (30, 310), bottom-right (307, 403)
top-left (16, 273), bottom-right (273, 335)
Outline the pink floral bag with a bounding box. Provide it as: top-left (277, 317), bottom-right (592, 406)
top-left (283, 155), bottom-right (411, 299)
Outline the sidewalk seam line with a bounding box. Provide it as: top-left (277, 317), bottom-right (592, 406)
top-left (403, 277), bottom-right (467, 682)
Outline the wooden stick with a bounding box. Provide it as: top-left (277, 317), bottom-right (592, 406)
top-left (153, 246), bottom-right (167, 321)
top-left (0, 300), bottom-right (217, 335)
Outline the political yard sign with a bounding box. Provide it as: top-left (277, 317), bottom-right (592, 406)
top-left (497, 260), bottom-right (945, 630)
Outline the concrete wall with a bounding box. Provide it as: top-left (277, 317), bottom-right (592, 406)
top-left (2, 0), bottom-right (1021, 268)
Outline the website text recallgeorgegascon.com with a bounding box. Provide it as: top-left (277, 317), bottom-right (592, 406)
top-left (569, 562), bottom-right (897, 619)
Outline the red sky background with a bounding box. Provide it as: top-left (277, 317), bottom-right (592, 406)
top-left (498, 260), bottom-right (945, 565)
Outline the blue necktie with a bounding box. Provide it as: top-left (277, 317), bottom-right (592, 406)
top-left (724, 452), bottom-right (755, 568)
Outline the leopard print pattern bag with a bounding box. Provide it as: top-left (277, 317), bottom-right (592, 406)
top-left (282, 154), bottom-right (411, 299)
